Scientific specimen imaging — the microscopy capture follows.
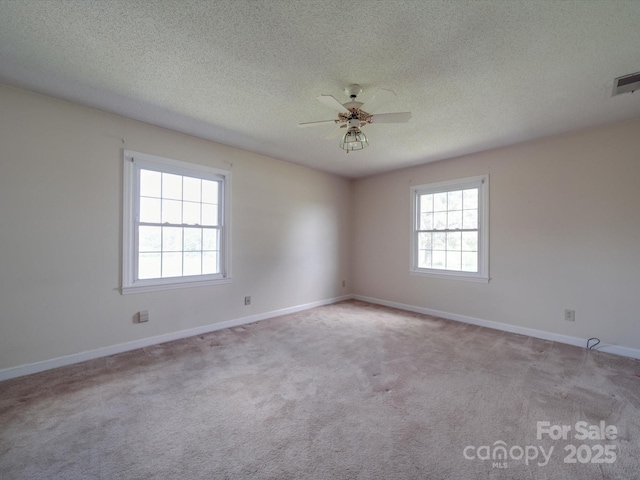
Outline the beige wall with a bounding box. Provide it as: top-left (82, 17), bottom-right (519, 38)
top-left (352, 119), bottom-right (640, 351)
top-left (2, 83), bottom-right (639, 373)
top-left (0, 86), bottom-right (351, 370)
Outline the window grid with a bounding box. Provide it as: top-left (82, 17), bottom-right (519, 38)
top-left (123, 150), bottom-right (231, 294)
top-left (416, 188), bottom-right (479, 273)
top-left (410, 175), bottom-right (488, 282)
top-left (137, 169), bottom-right (222, 280)
top-left (137, 226), bottom-right (221, 279)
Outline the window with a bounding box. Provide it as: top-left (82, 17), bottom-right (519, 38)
top-left (122, 150), bottom-right (231, 294)
top-left (410, 175), bottom-right (489, 282)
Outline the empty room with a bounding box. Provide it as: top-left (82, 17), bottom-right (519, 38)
top-left (1, 1), bottom-right (640, 479)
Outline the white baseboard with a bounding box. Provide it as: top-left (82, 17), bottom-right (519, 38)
top-left (3, 293), bottom-right (638, 382)
top-left (353, 295), bottom-right (640, 360)
top-left (0, 295), bottom-right (352, 382)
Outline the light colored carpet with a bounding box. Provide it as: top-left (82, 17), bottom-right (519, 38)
top-left (1, 300), bottom-right (639, 479)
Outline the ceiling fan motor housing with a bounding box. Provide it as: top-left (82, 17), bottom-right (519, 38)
top-left (345, 84), bottom-right (362, 99)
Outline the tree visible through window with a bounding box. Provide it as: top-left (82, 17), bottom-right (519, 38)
top-left (411, 176), bottom-right (489, 282)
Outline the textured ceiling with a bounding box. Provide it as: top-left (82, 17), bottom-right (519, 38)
top-left (1, 1), bottom-right (639, 178)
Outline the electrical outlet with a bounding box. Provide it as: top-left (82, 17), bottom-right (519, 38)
top-left (342, 280), bottom-right (346, 288)
top-left (138, 310), bottom-right (149, 323)
top-left (244, 296), bottom-right (251, 306)
top-left (564, 309), bottom-right (575, 322)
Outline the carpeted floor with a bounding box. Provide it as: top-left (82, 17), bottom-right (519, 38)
top-left (1, 300), bottom-right (639, 479)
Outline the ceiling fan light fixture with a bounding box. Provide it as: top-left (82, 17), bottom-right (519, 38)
top-left (300, 84), bottom-right (410, 153)
top-left (339, 127), bottom-right (369, 152)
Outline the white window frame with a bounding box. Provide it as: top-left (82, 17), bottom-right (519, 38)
top-left (410, 175), bottom-right (489, 283)
top-left (122, 150), bottom-right (232, 294)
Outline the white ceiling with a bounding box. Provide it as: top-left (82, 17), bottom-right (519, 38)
top-left (1, 1), bottom-right (639, 178)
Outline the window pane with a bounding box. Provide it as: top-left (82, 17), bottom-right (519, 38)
top-left (184, 228), bottom-right (202, 252)
top-left (418, 232), bottom-right (432, 249)
top-left (434, 212), bottom-right (447, 229)
top-left (462, 252), bottom-right (478, 272)
top-left (463, 189), bottom-right (478, 209)
top-left (162, 199), bottom-right (182, 224)
top-left (183, 176), bottom-right (201, 202)
top-left (202, 204), bottom-right (219, 226)
top-left (446, 251), bottom-right (462, 270)
top-left (138, 253), bottom-right (161, 279)
top-left (162, 252), bottom-right (182, 277)
top-left (140, 197), bottom-right (161, 223)
top-left (183, 252), bottom-right (202, 276)
top-left (419, 249), bottom-right (432, 268)
top-left (203, 251), bottom-right (219, 274)
top-left (448, 190), bottom-right (462, 210)
top-left (162, 173), bottom-right (182, 200)
top-left (447, 210), bottom-right (462, 229)
top-left (420, 213), bottom-right (433, 230)
top-left (420, 194), bottom-right (433, 213)
top-left (163, 227), bottom-right (182, 252)
top-left (138, 227), bottom-right (162, 252)
top-left (432, 250), bottom-right (446, 269)
top-left (139, 226), bottom-right (161, 252)
top-left (183, 201), bottom-right (200, 225)
top-left (433, 192), bottom-right (447, 212)
top-left (463, 209), bottom-right (478, 229)
top-left (203, 229), bottom-right (218, 251)
top-left (202, 180), bottom-right (219, 204)
top-left (433, 232), bottom-right (446, 249)
top-left (446, 232), bottom-right (461, 250)
top-left (140, 169), bottom-right (161, 198)
top-left (462, 232), bottom-right (478, 251)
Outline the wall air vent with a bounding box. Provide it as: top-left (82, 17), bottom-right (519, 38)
top-left (613, 71), bottom-right (640, 96)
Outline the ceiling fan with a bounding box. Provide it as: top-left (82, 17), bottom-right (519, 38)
top-left (298, 84), bottom-right (412, 152)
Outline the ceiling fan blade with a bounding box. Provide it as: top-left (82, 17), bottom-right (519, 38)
top-left (325, 125), bottom-right (346, 139)
top-left (369, 112), bottom-right (412, 123)
top-left (316, 94), bottom-right (349, 113)
top-left (298, 119), bottom-right (337, 128)
top-left (360, 88), bottom-right (397, 114)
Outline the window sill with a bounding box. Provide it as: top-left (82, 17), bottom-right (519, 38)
top-left (121, 277), bottom-right (232, 295)
top-left (409, 270), bottom-right (490, 283)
